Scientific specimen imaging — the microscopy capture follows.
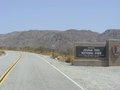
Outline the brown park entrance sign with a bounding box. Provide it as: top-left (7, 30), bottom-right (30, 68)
top-left (73, 39), bottom-right (120, 66)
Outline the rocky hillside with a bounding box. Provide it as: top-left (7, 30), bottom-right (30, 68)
top-left (97, 29), bottom-right (120, 41)
top-left (0, 29), bottom-right (120, 52)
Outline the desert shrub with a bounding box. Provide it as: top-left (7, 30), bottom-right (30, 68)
top-left (0, 50), bottom-right (5, 55)
top-left (56, 55), bottom-right (66, 62)
top-left (65, 55), bottom-right (74, 63)
top-left (51, 52), bottom-right (59, 59)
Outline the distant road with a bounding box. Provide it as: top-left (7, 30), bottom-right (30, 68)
top-left (0, 51), bottom-right (82, 90)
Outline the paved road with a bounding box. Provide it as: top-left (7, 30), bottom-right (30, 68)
top-left (0, 52), bottom-right (82, 90)
top-left (0, 51), bottom-right (20, 77)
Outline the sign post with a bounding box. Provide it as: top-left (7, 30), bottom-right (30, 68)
top-left (51, 45), bottom-right (55, 58)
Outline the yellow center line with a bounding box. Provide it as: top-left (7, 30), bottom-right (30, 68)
top-left (0, 53), bottom-right (22, 85)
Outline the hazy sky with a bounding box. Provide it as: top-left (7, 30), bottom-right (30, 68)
top-left (0, 0), bottom-right (120, 34)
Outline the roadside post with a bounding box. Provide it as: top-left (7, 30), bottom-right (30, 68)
top-left (51, 45), bottom-right (55, 58)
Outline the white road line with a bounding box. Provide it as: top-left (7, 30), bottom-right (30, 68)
top-left (41, 57), bottom-right (85, 90)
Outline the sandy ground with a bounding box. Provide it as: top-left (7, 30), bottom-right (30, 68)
top-left (42, 55), bottom-right (120, 90)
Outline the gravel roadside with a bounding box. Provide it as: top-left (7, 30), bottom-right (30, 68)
top-left (41, 55), bottom-right (120, 90)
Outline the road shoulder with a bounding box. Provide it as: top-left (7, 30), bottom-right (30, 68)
top-left (40, 55), bottom-right (120, 90)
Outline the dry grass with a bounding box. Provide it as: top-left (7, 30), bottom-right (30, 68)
top-left (51, 52), bottom-right (59, 59)
top-left (65, 55), bottom-right (74, 63)
top-left (51, 53), bottom-right (74, 63)
top-left (56, 56), bottom-right (65, 62)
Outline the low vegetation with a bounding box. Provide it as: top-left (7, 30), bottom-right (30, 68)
top-left (0, 47), bottom-right (74, 63)
top-left (51, 51), bottom-right (74, 63)
top-left (0, 50), bottom-right (5, 56)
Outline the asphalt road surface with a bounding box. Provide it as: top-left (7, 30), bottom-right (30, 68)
top-left (0, 51), bottom-right (83, 90)
top-left (0, 51), bottom-right (20, 77)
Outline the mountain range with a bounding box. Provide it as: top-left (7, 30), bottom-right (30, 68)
top-left (0, 29), bottom-right (120, 52)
